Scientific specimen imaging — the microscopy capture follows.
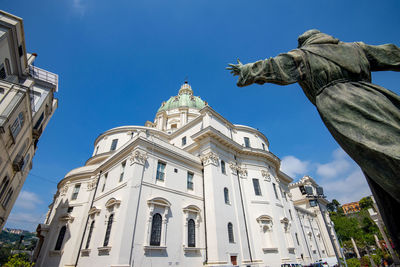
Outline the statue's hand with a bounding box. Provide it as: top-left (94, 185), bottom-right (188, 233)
top-left (226, 59), bottom-right (243, 76)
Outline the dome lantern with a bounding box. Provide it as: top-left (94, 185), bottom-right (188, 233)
top-left (178, 81), bottom-right (193, 96)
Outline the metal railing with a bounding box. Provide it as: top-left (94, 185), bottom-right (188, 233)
top-left (29, 65), bottom-right (58, 91)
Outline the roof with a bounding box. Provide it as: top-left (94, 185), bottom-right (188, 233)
top-left (157, 82), bottom-right (206, 112)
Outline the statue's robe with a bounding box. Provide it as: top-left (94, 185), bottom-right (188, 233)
top-left (236, 35), bottom-right (400, 249)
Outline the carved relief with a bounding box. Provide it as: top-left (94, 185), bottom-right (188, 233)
top-left (60, 181), bottom-right (70, 196)
top-left (129, 150), bottom-right (148, 165)
top-left (200, 152), bottom-right (219, 166)
top-left (229, 162), bottom-right (248, 178)
top-left (238, 167), bottom-right (248, 178)
top-left (229, 162), bottom-right (240, 173)
top-left (261, 170), bottom-right (271, 182)
top-left (87, 177), bottom-right (98, 191)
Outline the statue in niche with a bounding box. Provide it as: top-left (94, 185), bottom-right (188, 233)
top-left (227, 29), bottom-right (400, 252)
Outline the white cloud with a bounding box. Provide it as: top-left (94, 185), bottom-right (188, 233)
top-left (316, 148), bottom-right (351, 179)
top-left (282, 147), bottom-right (372, 204)
top-left (72, 0), bottom-right (86, 16)
top-left (281, 155), bottom-right (309, 178)
top-left (15, 190), bottom-right (43, 210)
top-left (320, 168), bottom-right (371, 204)
top-left (6, 212), bottom-right (46, 232)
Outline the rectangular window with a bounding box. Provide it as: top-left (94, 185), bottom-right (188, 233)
top-left (18, 45), bottom-right (24, 57)
top-left (33, 112), bottom-right (44, 130)
top-left (187, 172), bottom-right (194, 190)
top-left (280, 188), bottom-right (287, 200)
top-left (309, 199), bottom-right (318, 207)
top-left (67, 207), bottom-right (74, 213)
top-left (272, 183), bottom-right (279, 200)
top-left (289, 210), bottom-right (293, 220)
top-left (182, 136), bottom-right (186, 146)
top-left (119, 161), bottom-right (126, 182)
top-left (295, 233), bottom-right (300, 246)
top-left (110, 139), bottom-right (118, 151)
top-left (221, 160), bottom-right (226, 174)
top-left (71, 184), bottom-right (81, 200)
top-left (11, 112), bottom-right (24, 139)
top-left (156, 162), bottom-right (166, 181)
top-left (252, 178), bottom-right (261, 196)
top-left (299, 185), bottom-right (307, 195)
top-left (244, 137), bottom-right (250, 148)
top-left (102, 173), bottom-right (108, 192)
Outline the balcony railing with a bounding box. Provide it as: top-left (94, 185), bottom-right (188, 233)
top-left (29, 65), bottom-right (58, 92)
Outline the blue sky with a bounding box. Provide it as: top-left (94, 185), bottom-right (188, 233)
top-left (2, 0), bottom-right (400, 231)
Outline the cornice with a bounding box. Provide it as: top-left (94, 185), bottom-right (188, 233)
top-left (57, 134), bottom-right (203, 190)
top-left (233, 124), bottom-right (270, 147)
top-left (85, 152), bottom-right (113, 166)
top-left (191, 126), bottom-right (280, 170)
top-left (294, 205), bottom-right (315, 216)
top-left (93, 126), bottom-right (169, 147)
top-left (142, 182), bottom-right (203, 201)
top-left (199, 106), bottom-right (235, 129)
top-left (289, 175), bottom-right (319, 188)
top-left (277, 171), bottom-right (293, 184)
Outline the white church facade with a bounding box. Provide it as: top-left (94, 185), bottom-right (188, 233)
top-left (34, 82), bottom-right (340, 267)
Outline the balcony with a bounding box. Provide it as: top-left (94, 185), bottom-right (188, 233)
top-left (29, 65), bottom-right (58, 91)
top-left (12, 155), bottom-right (24, 172)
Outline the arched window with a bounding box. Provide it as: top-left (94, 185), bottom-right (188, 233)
top-left (55, 226), bottom-right (66, 250)
top-left (0, 177), bottom-right (9, 200)
top-left (150, 213), bottom-right (162, 246)
top-left (228, 222), bottom-right (234, 243)
top-left (224, 188), bottom-right (229, 204)
top-left (221, 160), bottom-right (226, 174)
top-left (188, 219), bottom-right (195, 247)
top-left (103, 214), bottom-right (114, 246)
top-left (2, 188), bottom-right (13, 207)
top-left (85, 221), bottom-right (95, 249)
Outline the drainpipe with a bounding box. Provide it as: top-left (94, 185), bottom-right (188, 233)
top-left (75, 170), bottom-right (102, 267)
top-left (201, 167), bottom-right (208, 264)
top-left (236, 168), bottom-right (253, 263)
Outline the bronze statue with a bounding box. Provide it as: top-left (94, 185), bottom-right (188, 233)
top-left (227, 29), bottom-right (400, 252)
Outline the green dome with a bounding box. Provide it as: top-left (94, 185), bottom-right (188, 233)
top-left (157, 82), bottom-right (207, 112)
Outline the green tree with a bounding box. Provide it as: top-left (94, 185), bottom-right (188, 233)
top-left (331, 214), bottom-right (362, 241)
top-left (346, 258), bottom-right (361, 267)
top-left (359, 197), bottom-right (373, 210)
top-left (327, 199), bottom-right (341, 213)
top-left (4, 253), bottom-right (34, 267)
top-left (0, 246), bottom-right (12, 265)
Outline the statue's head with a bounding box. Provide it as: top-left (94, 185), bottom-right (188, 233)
top-left (297, 29), bottom-right (339, 48)
top-left (298, 29), bottom-right (321, 48)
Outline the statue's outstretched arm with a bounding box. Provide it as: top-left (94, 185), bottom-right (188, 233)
top-left (227, 52), bottom-right (300, 87)
top-left (358, 42), bottom-right (400, 72)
